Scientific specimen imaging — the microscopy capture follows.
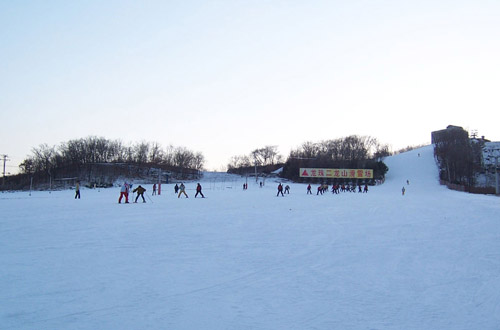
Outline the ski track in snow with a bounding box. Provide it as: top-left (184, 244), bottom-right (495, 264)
top-left (1, 145), bottom-right (500, 329)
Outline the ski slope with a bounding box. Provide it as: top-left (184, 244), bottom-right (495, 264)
top-left (1, 145), bottom-right (500, 329)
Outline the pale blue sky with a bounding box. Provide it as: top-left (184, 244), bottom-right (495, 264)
top-left (1, 0), bottom-right (499, 172)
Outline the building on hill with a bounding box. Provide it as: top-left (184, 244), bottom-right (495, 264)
top-left (432, 125), bottom-right (499, 194)
top-left (431, 125), bottom-right (468, 145)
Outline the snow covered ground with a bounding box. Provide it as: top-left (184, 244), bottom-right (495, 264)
top-left (2, 145), bottom-right (500, 329)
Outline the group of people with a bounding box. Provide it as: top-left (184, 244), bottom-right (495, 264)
top-left (117, 182), bottom-right (205, 203)
top-left (306, 183), bottom-right (369, 195)
top-left (173, 182), bottom-right (205, 198)
top-left (276, 183), bottom-right (291, 196)
top-left (75, 180), bottom-right (377, 202)
top-left (118, 182), bottom-right (147, 203)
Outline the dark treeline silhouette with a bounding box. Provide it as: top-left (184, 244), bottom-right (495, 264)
top-left (432, 126), bottom-right (481, 187)
top-left (227, 146), bottom-right (284, 170)
top-left (228, 136), bottom-right (390, 182)
top-left (2, 136), bottom-right (205, 190)
top-left (281, 135), bottom-right (389, 182)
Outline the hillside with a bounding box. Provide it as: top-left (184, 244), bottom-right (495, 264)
top-left (1, 145), bottom-right (500, 329)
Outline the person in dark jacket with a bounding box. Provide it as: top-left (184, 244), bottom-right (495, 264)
top-left (277, 183), bottom-right (284, 197)
top-left (133, 185), bottom-right (147, 203)
top-left (195, 183), bottom-right (205, 198)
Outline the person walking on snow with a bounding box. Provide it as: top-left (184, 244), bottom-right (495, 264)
top-left (307, 184), bottom-right (312, 194)
top-left (74, 180), bottom-right (81, 199)
top-left (284, 185), bottom-right (290, 194)
top-left (195, 183), bottom-right (205, 198)
top-left (119, 182), bottom-right (130, 203)
top-left (178, 183), bottom-right (188, 198)
top-left (133, 185), bottom-right (147, 203)
top-left (277, 183), bottom-right (284, 196)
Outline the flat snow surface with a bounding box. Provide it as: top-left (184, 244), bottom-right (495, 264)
top-left (2, 146), bottom-right (500, 329)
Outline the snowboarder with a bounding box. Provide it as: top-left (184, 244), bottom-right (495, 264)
top-left (75, 181), bottom-right (81, 199)
top-left (133, 185), bottom-right (147, 203)
top-left (178, 183), bottom-right (188, 198)
top-left (307, 184), bottom-right (312, 194)
top-left (119, 182), bottom-right (130, 203)
top-left (152, 183), bottom-right (156, 196)
top-left (195, 183), bottom-right (205, 198)
top-left (277, 183), bottom-right (284, 196)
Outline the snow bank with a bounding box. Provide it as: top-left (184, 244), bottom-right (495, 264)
top-left (1, 145), bottom-right (500, 329)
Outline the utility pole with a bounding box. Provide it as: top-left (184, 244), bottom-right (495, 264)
top-left (484, 147), bottom-right (500, 195)
top-left (1, 154), bottom-right (9, 186)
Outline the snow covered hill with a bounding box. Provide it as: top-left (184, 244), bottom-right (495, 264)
top-left (1, 145), bottom-right (500, 329)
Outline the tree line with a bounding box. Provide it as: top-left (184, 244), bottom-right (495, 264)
top-left (282, 135), bottom-right (390, 181)
top-left (432, 127), bottom-right (483, 187)
top-left (227, 136), bottom-right (390, 181)
top-left (227, 146), bottom-right (284, 174)
top-left (19, 136), bottom-right (205, 175)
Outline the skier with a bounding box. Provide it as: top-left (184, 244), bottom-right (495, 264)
top-left (152, 183), bottom-right (156, 196)
top-left (174, 183), bottom-right (179, 194)
top-left (307, 184), bottom-right (312, 194)
top-left (178, 183), bottom-right (188, 198)
top-left (195, 183), bottom-right (205, 198)
top-left (277, 183), bottom-right (284, 196)
top-left (402, 186), bottom-right (406, 196)
top-left (75, 180), bottom-right (81, 199)
top-left (119, 182), bottom-right (130, 203)
top-left (317, 185), bottom-right (323, 195)
top-left (284, 185), bottom-right (290, 194)
top-left (133, 185), bottom-right (147, 203)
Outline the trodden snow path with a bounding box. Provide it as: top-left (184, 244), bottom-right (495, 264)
top-left (1, 145), bottom-right (500, 329)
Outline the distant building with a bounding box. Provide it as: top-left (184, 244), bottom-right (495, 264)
top-left (431, 125), bottom-right (468, 144)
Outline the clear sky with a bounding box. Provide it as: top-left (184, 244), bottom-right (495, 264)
top-left (1, 0), bottom-right (499, 173)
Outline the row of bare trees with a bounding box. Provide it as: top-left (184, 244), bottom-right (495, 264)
top-left (19, 136), bottom-right (205, 175)
top-left (227, 136), bottom-right (390, 181)
top-left (282, 135), bottom-right (390, 181)
top-left (433, 127), bottom-right (476, 186)
top-left (288, 136), bottom-right (390, 164)
top-left (227, 146), bottom-right (284, 171)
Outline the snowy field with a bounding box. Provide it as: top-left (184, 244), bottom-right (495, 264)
top-left (1, 145), bottom-right (500, 330)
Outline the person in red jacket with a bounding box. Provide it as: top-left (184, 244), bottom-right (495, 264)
top-left (277, 183), bottom-right (284, 196)
top-left (195, 183), bottom-right (205, 198)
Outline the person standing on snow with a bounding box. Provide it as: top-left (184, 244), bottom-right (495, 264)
top-left (284, 185), bottom-right (290, 194)
top-left (178, 183), bottom-right (188, 198)
top-left (75, 180), bottom-right (81, 199)
top-left (152, 183), bottom-right (156, 196)
top-left (277, 183), bottom-right (284, 197)
top-left (119, 182), bottom-right (130, 203)
top-left (307, 184), bottom-right (312, 194)
top-left (195, 183), bottom-right (205, 198)
top-left (133, 185), bottom-right (147, 203)
top-left (174, 183), bottom-right (179, 194)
